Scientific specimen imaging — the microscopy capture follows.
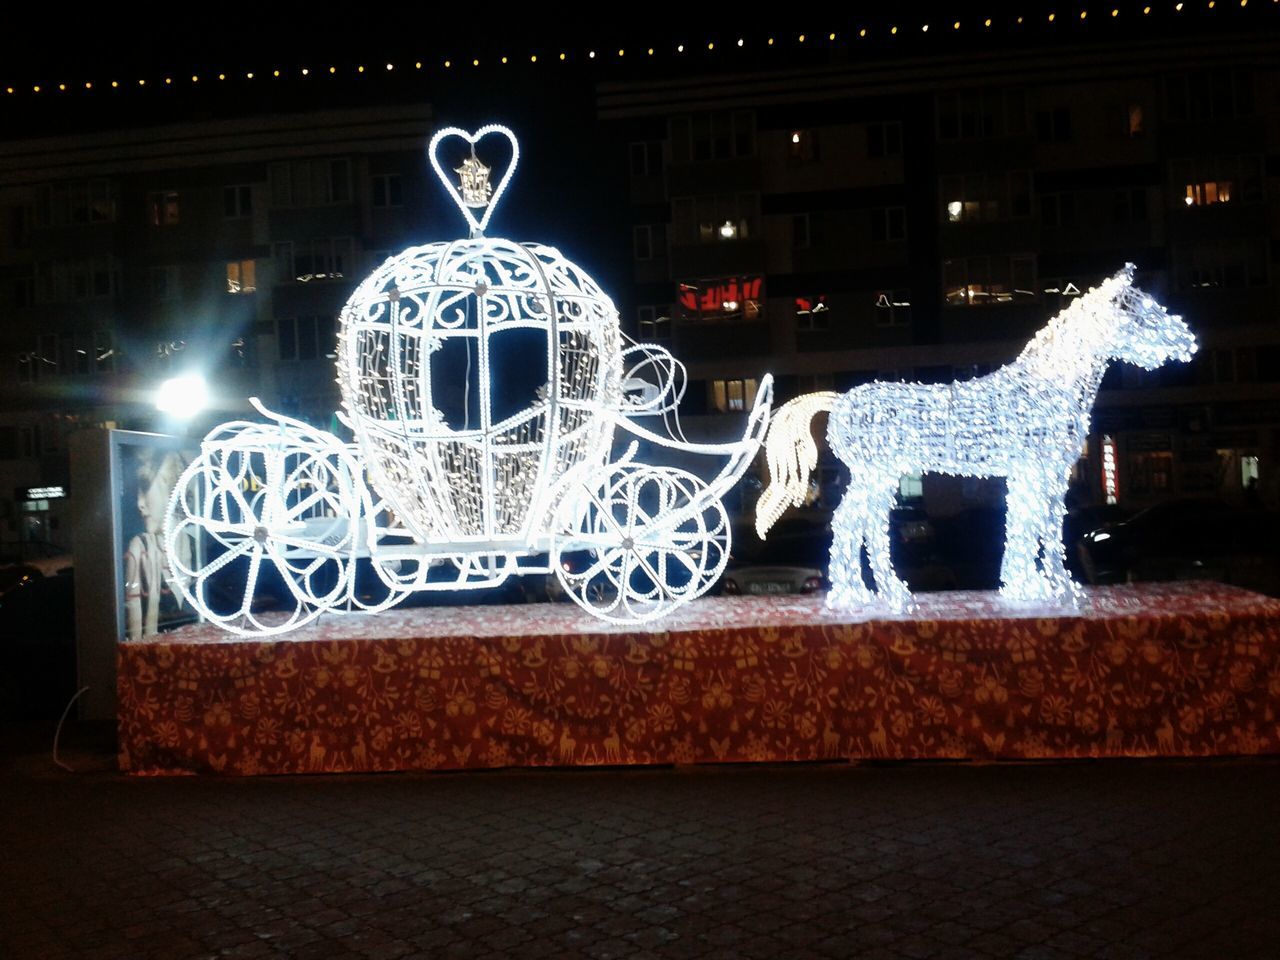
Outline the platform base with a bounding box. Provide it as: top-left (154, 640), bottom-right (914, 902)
top-left (117, 582), bottom-right (1280, 775)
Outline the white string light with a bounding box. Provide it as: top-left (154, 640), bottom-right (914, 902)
top-left (166, 125), bottom-right (773, 633)
top-left (757, 264), bottom-right (1196, 610)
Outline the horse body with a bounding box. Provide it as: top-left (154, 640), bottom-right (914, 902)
top-left (757, 264), bottom-right (1196, 610)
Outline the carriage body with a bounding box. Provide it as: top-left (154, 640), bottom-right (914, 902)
top-left (337, 238), bottom-right (624, 554)
top-left (163, 125), bottom-right (773, 633)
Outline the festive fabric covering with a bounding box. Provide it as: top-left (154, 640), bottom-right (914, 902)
top-left (118, 583), bottom-right (1280, 775)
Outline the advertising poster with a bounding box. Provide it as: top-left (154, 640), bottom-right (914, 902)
top-left (110, 432), bottom-right (201, 641)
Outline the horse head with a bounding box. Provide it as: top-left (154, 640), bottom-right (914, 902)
top-left (1105, 263), bottom-right (1197, 370)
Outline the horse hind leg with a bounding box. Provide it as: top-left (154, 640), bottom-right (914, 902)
top-left (864, 476), bottom-right (911, 611)
top-left (826, 487), bottom-right (875, 609)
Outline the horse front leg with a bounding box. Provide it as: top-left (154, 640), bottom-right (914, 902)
top-left (1000, 473), bottom-right (1049, 602)
top-left (826, 489), bottom-right (874, 609)
top-left (1038, 483), bottom-right (1080, 604)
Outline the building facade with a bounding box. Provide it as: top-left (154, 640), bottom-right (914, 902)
top-left (0, 104), bottom-right (435, 555)
top-left (598, 32), bottom-right (1280, 515)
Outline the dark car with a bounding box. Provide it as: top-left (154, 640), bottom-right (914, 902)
top-left (1078, 498), bottom-right (1280, 593)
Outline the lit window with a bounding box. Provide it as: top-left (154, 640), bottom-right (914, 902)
top-left (710, 377), bottom-right (759, 413)
top-left (673, 193), bottom-right (758, 245)
top-left (795, 295), bottom-right (830, 332)
top-left (789, 129), bottom-right (819, 161)
top-left (272, 238), bottom-right (354, 283)
top-left (226, 259), bottom-right (257, 294)
top-left (676, 276), bottom-right (764, 323)
top-left (874, 290), bottom-right (912, 327)
top-left (943, 256), bottom-right (1036, 306)
top-left (940, 171), bottom-right (1030, 223)
top-left (1184, 181), bottom-right (1233, 206)
top-left (148, 191), bottom-right (180, 226)
top-left (1127, 103), bottom-right (1144, 137)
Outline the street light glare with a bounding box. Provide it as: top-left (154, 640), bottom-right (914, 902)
top-left (155, 373), bottom-right (209, 420)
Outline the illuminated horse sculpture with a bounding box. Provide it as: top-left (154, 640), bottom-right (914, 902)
top-left (756, 264), bottom-right (1196, 610)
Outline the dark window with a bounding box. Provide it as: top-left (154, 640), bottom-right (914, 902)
top-left (867, 122), bottom-right (902, 158)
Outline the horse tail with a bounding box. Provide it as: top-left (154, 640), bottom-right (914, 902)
top-left (755, 391), bottom-right (840, 538)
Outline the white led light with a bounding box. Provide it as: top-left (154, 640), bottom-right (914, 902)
top-left (165, 126), bottom-right (773, 633)
top-left (757, 264), bottom-right (1195, 610)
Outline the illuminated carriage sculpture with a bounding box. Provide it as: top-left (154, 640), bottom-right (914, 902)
top-left (164, 126), bottom-right (773, 635)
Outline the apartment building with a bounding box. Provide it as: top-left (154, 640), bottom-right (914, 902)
top-left (598, 31), bottom-right (1280, 512)
top-left (0, 104), bottom-right (435, 553)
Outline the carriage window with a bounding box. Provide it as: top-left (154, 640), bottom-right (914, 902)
top-left (710, 378), bottom-right (758, 413)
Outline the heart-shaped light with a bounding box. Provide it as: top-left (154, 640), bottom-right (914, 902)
top-left (427, 124), bottom-right (520, 237)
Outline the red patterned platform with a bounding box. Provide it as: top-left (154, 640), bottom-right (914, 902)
top-left (117, 582), bottom-right (1280, 775)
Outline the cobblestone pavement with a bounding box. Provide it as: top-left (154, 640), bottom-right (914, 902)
top-left (2, 724), bottom-right (1278, 959)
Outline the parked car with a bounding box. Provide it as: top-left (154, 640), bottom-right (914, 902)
top-left (1063, 503), bottom-right (1132, 577)
top-left (1078, 498), bottom-right (1280, 593)
top-left (720, 516), bottom-right (830, 597)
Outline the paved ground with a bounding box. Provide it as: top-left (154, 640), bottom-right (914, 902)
top-left (2, 722), bottom-right (1278, 960)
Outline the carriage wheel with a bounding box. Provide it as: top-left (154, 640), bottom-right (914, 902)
top-left (164, 435), bottom-right (375, 637)
top-left (553, 464), bottom-right (730, 623)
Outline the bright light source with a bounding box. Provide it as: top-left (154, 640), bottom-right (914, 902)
top-left (947, 200), bottom-right (963, 220)
top-left (155, 373), bottom-right (209, 420)
top-left (719, 220), bottom-right (738, 239)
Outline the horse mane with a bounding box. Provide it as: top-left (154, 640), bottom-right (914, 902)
top-left (1013, 271), bottom-right (1129, 380)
